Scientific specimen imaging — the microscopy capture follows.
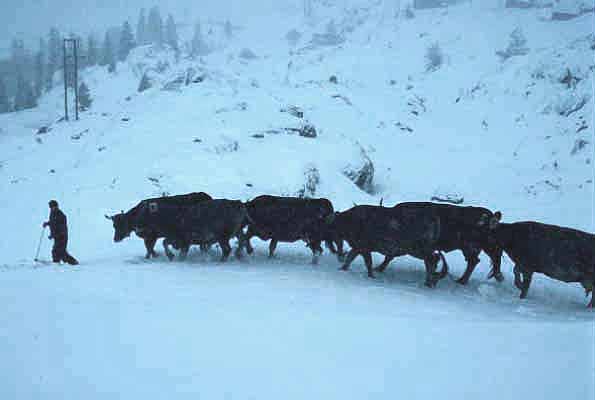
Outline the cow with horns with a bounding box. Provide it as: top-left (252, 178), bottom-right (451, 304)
top-left (105, 192), bottom-right (212, 258)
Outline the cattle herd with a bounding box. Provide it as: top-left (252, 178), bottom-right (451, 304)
top-left (106, 192), bottom-right (595, 308)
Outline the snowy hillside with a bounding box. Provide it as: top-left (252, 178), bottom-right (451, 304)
top-left (1, 2), bottom-right (593, 399)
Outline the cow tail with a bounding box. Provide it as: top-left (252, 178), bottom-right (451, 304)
top-left (244, 211), bottom-right (255, 226)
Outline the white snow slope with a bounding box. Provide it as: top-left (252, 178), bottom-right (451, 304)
top-left (1, 2), bottom-right (594, 399)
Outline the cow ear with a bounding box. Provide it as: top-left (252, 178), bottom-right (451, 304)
top-left (489, 211), bottom-right (502, 229)
top-left (105, 214), bottom-right (113, 220)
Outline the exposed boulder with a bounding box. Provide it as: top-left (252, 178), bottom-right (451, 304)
top-left (296, 164), bottom-right (320, 198)
top-left (342, 147), bottom-right (375, 194)
top-left (239, 48), bottom-right (258, 60)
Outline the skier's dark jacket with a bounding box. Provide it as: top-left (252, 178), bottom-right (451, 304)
top-left (48, 209), bottom-right (68, 239)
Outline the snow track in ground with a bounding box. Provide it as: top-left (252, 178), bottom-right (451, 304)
top-left (1, 248), bottom-right (593, 400)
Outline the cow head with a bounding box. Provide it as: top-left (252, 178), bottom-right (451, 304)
top-left (105, 212), bottom-right (133, 242)
top-left (477, 211), bottom-right (502, 230)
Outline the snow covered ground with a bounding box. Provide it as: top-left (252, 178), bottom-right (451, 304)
top-left (0, 2), bottom-right (593, 399)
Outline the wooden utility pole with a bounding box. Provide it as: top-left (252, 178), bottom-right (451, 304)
top-left (63, 39), bottom-right (68, 121)
top-left (63, 38), bottom-right (79, 121)
top-left (73, 39), bottom-right (79, 120)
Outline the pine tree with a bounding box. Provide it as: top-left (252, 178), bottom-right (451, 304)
top-left (0, 78), bottom-right (10, 113)
top-left (87, 34), bottom-right (98, 66)
top-left (119, 21), bottom-right (135, 61)
top-left (100, 32), bottom-right (116, 71)
top-left (47, 27), bottom-right (62, 91)
top-left (14, 72), bottom-right (36, 111)
top-left (191, 21), bottom-right (209, 57)
top-left (11, 38), bottom-right (26, 72)
top-left (224, 20), bottom-right (233, 39)
top-left (165, 14), bottom-right (179, 51)
top-left (138, 73), bottom-right (152, 92)
top-left (137, 8), bottom-right (147, 46)
top-left (147, 6), bottom-right (163, 47)
top-left (76, 35), bottom-right (88, 69)
top-left (34, 38), bottom-right (46, 98)
top-left (78, 81), bottom-right (92, 110)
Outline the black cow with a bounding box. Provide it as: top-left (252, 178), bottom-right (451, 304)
top-left (106, 192), bottom-right (212, 258)
top-left (373, 202), bottom-right (503, 284)
top-left (331, 205), bottom-right (448, 286)
top-left (490, 221), bottom-right (595, 307)
top-left (163, 199), bottom-right (247, 262)
top-left (243, 195), bottom-right (336, 264)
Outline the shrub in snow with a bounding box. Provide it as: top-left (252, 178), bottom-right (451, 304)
top-left (239, 48), bottom-right (258, 60)
top-left (554, 93), bottom-right (588, 117)
top-left (155, 60), bottom-right (170, 73)
top-left (404, 4), bottom-right (415, 19)
top-left (496, 28), bottom-right (529, 61)
top-left (505, 0), bottom-right (534, 8)
top-left (285, 29), bottom-right (302, 47)
top-left (162, 75), bottom-right (185, 92)
top-left (329, 75), bottom-right (338, 84)
top-left (571, 139), bottom-right (589, 155)
top-left (280, 105), bottom-right (304, 119)
top-left (310, 20), bottom-right (345, 47)
top-left (342, 147), bottom-right (375, 194)
top-left (559, 68), bottom-right (581, 89)
top-left (425, 42), bottom-right (444, 72)
top-left (78, 82), bottom-right (92, 110)
top-left (212, 136), bottom-right (239, 154)
top-left (299, 124), bottom-right (317, 138)
top-left (296, 164), bottom-right (320, 198)
top-left (138, 73), bottom-right (153, 92)
top-left (0, 78), bottom-right (10, 114)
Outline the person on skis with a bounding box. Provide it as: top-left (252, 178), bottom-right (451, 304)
top-left (42, 200), bottom-right (79, 265)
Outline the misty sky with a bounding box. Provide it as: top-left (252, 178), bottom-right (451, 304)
top-left (0, 0), bottom-right (287, 57)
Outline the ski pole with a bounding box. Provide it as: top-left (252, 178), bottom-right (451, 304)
top-left (34, 226), bottom-right (45, 262)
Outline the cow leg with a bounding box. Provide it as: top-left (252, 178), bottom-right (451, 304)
top-left (244, 227), bottom-right (255, 255)
top-left (513, 265), bottom-right (524, 290)
top-left (362, 252), bottom-right (375, 279)
top-left (309, 240), bottom-right (323, 265)
top-left (219, 240), bottom-right (232, 262)
top-left (374, 256), bottom-right (394, 273)
top-left (163, 238), bottom-right (175, 261)
top-left (144, 237), bottom-right (158, 259)
top-left (199, 244), bottom-right (209, 254)
top-left (456, 248), bottom-right (480, 285)
top-left (179, 244), bottom-right (190, 261)
top-left (268, 239), bottom-right (278, 258)
top-left (582, 281), bottom-right (593, 308)
top-left (519, 270), bottom-right (533, 299)
top-left (336, 239), bottom-right (345, 262)
top-left (423, 255), bottom-right (439, 288)
top-left (485, 246), bottom-right (504, 282)
top-left (325, 239), bottom-right (337, 254)
top-left (488, 248), bottom-right (504, 282)
top-left (234, 231), bottom-right (245, 259)
top-left (327, 239), bottom-right (345, 262)
top-left (339, 249), bottom-right (359, 271)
